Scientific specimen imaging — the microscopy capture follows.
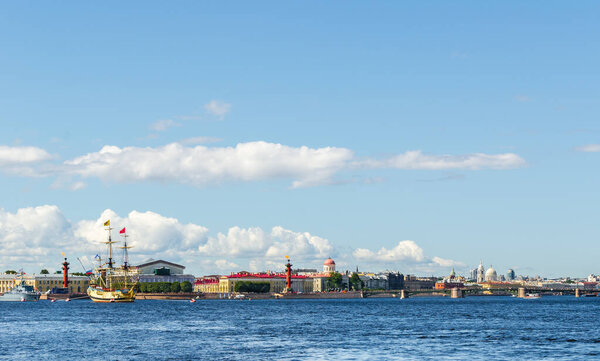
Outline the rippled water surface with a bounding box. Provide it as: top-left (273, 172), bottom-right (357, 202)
top-left (1, 296), bottom-right (599, 360)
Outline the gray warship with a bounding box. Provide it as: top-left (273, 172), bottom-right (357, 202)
top-left (0, 277), bottom-right (40, 302)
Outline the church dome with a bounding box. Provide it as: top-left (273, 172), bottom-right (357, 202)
top-left (485, 266), bottom-right (497, 281)
top-left (324, 258), bottom-right (335, 266)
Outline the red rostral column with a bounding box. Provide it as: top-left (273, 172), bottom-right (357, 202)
top-left (62, 257), bottom-right (70, 288)
top-left (285, 256), bottom-right (292, 292)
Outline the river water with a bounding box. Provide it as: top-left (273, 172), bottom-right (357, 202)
top-left (1, 296), bottom-right (599, 360)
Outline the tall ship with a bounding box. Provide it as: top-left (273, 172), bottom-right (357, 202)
top-left (0, 274), bottom-right (40, 302)
top-left (87, 220), bottom-right (139, 303)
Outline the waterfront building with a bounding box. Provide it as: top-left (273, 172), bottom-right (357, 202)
top-left (477, 261), bottom-right (485, 283)
top-left (485, 266), bottom-right (497, 282)
top-left (507, 269), bottom-right (516, 281)
top-left (403, 275), bottom-right (435, 290)
top-left (136, 259), bottom-right (195, 284)
top-left (387, 272), bottom-right (404, 290)
top-left (435, 268), bottom-right (465, 290)
top-left (18, 274), bottom-right (90, 293)
top-left (0, 275), bottom-right (16, 293)
top-left (195, 272), bottom-right (313, 294)
top-left (358, 272), bottom-right (388, 290)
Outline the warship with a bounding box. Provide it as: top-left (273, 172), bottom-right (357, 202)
top-left (0, 274), bottom-right (40, 302)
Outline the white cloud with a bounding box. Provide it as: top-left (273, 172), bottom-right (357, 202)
top-left (150, 119), bottom-right (181, 132)
top-left (0, 141), bottom-right (527, 189)
top-left (0, 146), bottom-right (50, 165)
top-left (266, 226), bottom-right (333, 259)
top-left (74, 209), bottom-right (210, 261)
top-left (360, 150), bottom-right (526, 170)
top-left (198, 226), bottom-right (333, 262)
top-left (198, 226), bottom-right (269, 257)
top-left (353, 241), bottom-right (464, 273)
top-left (432, 256), bottom-right (465, 268)
top-left (353, 240), bottom-right (425, 262)
top-left (63, 141), bottom-right (353, 188)
top-left (204, 100), bottom-right (231, 119)
top-left (60, 143), bottom-right (524, 188)
top-left (575, 144), bottom-right (600, 152)
top-left (0, 205), bottom-right (81, 271)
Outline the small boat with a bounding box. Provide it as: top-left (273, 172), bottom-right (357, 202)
top-left (190, 298), bottom-right (196, 303)
top-left (524, 293), bottom-right (541, 299)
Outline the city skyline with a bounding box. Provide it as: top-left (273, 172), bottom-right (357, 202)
top-left (1, 2), bottom-right (600, 277)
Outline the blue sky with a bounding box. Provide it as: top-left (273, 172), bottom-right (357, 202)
top-left (0, 1), bottom-right (599, 277)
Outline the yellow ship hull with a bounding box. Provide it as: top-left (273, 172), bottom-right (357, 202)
top-left (87, 286), bottom-right (136, 303)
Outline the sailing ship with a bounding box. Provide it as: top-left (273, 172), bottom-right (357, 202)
top-left (87, 220), bottom-right (139, 303)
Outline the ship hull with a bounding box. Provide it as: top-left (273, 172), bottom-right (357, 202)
top-left (87, 287), bottom-right (136, 303)
top-left (0, 292), bottom-right (40, 302)
top-left (47, 293), bottom-right (90, 301)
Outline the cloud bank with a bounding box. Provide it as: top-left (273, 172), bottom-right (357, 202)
top-left (0, 206), bottom-right (462, 275)
top-left (0, 141), bottom-right (526, 188)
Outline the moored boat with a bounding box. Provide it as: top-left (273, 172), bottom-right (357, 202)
top-left (0, 275), bottom-right (40, 302)
top-left (524, 293), bottom-right (541, 299)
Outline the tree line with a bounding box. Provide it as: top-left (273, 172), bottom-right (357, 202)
top-left (234, 281), bottom-right (270, 293)
top-left (137, 281), bottom-right (193, 293)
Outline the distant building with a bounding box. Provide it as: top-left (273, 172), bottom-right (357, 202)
top-left (435, 268), bottom-right (464, 289)
top-left (470, 268), bottom-right (477, 281)
top-left (485, 266), bottom-right (497, 282)
top-left (387, 272), bottom-right (404, 290)
top-left (403, 275), bottom-right (435, 290)
top-left (477, 261), bottom-right (485, 283)
top-left (0, 275), bottom-right (16, 293)
top-left (507, 269), bottom-right (516, 281)
top-left (294, 268), bottom-right (318, 275)
top-left (18, 274), bottom-right (90, 293)
top-left (195, 272), bottom-right (313, 293)
top-left (323, 258), bottom-right (336, 274)
top-left (136, 259), bottom-right (195, 284)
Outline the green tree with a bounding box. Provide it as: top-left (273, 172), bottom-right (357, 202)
top-left (139, 283), bottom-right (148, 293)
top-left (327, 272), bottom-right (343, 290)
top-left (170, 282), bottom-right (181, 293)
top-left (40, 269), bottom-right (49, 274)
top-left (350, 272), bottom-right (363, 290)
top-left (181, 281), bottom-right (193, 293)
top-left (234, 281), bottom-right (270, 293)
top-left (159, 282), bottom-right (172, 293)
top-left (4, 270), bottom-right (16, 274)
top-left (147, 283), bottom-right (159, 293)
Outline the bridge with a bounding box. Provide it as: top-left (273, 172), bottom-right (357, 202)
top-left (362, 286), bottom-right (597, 299)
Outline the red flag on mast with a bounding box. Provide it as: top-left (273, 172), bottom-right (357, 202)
top-left (119, 227), bottom-right (126, 234)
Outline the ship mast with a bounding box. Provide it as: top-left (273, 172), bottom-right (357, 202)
top-left (105, 223), bottom-right (116, 269)
top-left (104, 221), bottom-right (118, 289)
top-left (120, 229), bottom-right (131, 270)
